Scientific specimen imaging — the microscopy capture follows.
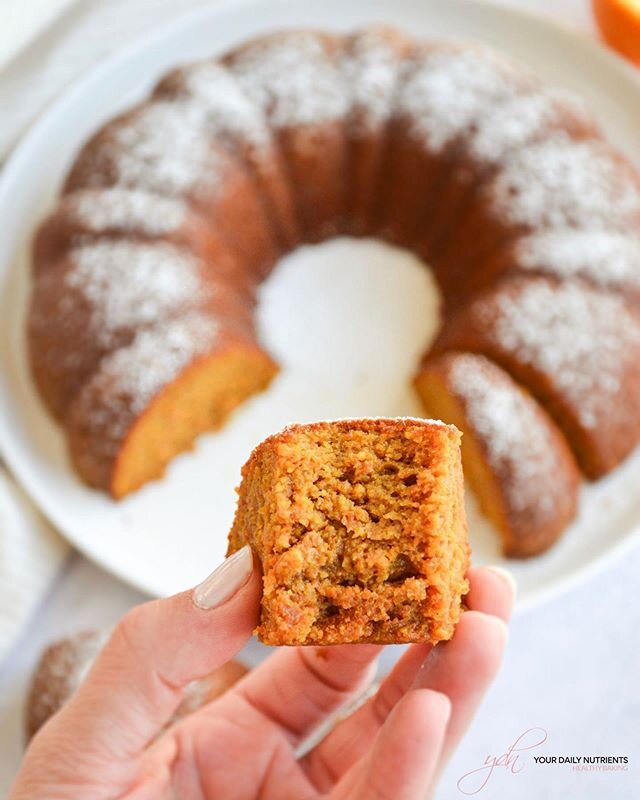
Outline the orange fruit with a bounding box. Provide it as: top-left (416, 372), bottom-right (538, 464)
top-left (593, 0), bottom-right (640, 66)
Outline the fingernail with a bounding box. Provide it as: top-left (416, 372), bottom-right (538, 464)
top-left (487, 565), bottom-right (517, 598)
top-left (193, 545), bottom-right (253, 610)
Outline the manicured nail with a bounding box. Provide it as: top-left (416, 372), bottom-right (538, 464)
top-left (487, 565), bottom-right (517, 598)
top-left (193, 545), bottom-right (253, 610)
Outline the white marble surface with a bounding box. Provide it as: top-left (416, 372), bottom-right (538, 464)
top-left (1, 1), bottom-right (639, 797)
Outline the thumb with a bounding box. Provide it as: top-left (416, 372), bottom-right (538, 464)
top-left (36, 545), bottom-right (259, 764)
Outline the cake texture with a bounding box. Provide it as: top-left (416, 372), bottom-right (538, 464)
top-left (29, 25), bottom-right (640, 560)
top-left (416, 353), bottom-right (580, 557)
top-left (227, 418), bottom-right (469, 646)
top-left (25, 631), bottom-right (247, 742)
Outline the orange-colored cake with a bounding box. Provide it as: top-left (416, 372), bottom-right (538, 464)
top-left (432, 276), bottom-right (640, 479)
top-left (63, 101), bottom-right (280, 277)
top-left (227, 418), bottom-right (469, 646)
top-left (475, 229), bottom-right (640, 307)
top-left (31, 188), bottom-right (240, 281)
top-left (416, 352), bottom-right (580, 557)
top-left (339, 26), bottom-right (413, 236)
top-left (377, 43), bottom-right (535, 252)
top-left (28, 241), bottom-right (254, 421)
top-left (152, 59), bottom-right (299, 254)
top-left (66, 313), bottom-right (277, 498)
top-left (28, 27), bottom-right (640, 559)
top-left (224, 31), bottom-right (348, 243)
top-left (438, 135), bottom-right (640, 296)
top-left (427, 91), bottom-right (600, 306)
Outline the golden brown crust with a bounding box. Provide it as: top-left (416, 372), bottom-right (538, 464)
top-left (63, 102), bottom-right (279, 277)
top-left (152, 62), bottom-right (300, 253)
top-left (223, 31), bottom-right (348, 243)
top-left (340, 26), bottom-right (414, 236)
top-left (228, 418), bottom-right (469, 645)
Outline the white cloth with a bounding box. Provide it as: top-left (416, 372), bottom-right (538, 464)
top-left (0, 468), bottom-right (69, 662)
top-left (0, 0), bottom-right (81, 73)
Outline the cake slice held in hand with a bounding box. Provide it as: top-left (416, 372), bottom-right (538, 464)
top-left (227, 418), bottom-right (469, 646)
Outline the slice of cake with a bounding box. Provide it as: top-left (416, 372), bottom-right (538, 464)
top-left (416, 352), bottom-right (580, 557)
top-left (227, 418), bottom-right (469, 646)
top-left (66, 313), bottom-right (277, 498)
top-left (432, 275), bottom-right (640, 478)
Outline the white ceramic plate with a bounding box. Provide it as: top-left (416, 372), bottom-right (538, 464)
top-left (2, 0), bottom-right (640, 608)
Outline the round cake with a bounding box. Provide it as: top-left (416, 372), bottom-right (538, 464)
top-left (28, 26), bottom-right (640, 554)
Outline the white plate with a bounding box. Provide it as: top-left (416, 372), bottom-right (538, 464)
top-left (2, 0), bottom-right (640, 608)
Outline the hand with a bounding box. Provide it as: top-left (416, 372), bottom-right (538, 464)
top-left (9, 546), bottom-right (514, 799)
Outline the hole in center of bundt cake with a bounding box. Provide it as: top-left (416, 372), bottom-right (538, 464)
top-left (256, 237), bottom-right (441, 393)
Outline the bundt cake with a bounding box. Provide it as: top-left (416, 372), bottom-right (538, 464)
top-left (227, 418), bottom-right (469, 645)
top-left (415, 353), bottom-right (580, 558)
top-left (28, 27), bottom-right (640, 556)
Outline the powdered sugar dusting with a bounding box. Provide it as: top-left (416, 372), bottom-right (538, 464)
top-left (489, 134), bottom-right (640, 229)
top-left (468, 89), bottom-right (591, 163)
top-left (88, 101), bottom-right (227, 198)
top-left (99, 311), bottom-right (220, 418)
top-left (341, 29), bottom-right (405, 133)
top-left (449, 354), bottom-right (560, 516)
top-left (66, 188), bottom-right (188, 235)
top-left (396, 44), bottom-right (533, 153)
top-left (159, 61), bottom-right (271, 150)
top-left (483, 279), bottom-right (640, 428)
top-left (515, 230), bottom-right (640, 294)
top-left (228, 32), bottom-right (348, 129)
top-left (65, 241), bottom-right (208, 347)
